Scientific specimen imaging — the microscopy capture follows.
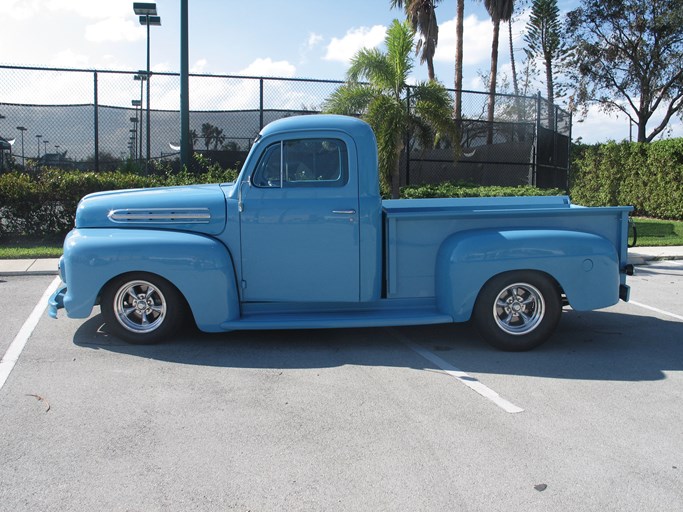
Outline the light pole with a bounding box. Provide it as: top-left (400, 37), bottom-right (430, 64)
top-left (133, 3), bottom-right (161, 172)
top-left (180, 0), bottom-right (190, 169)
top-left (129, 117), bottom-right (139, 161)
top-left (133, 72), bottom-right (147, 162)
top-left (16, 126), bottom-right (27, 167)
top-left (131, 99), bottom-right (142, 163)
top-left (43, 140), bottom-right (50, 155)
top-left (36, 134), bottom-right (42, 159)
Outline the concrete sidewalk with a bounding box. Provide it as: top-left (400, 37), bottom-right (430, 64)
top-left (0, 258), bottom-right (61, 276)
top-left (1, 246), bottom-right (682, 277)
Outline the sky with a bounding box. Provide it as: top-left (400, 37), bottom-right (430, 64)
top-left (1, 0), bottom-right (681, 144)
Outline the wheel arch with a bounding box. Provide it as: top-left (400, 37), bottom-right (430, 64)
top-left (62, 228), bottom-right (240, 331)
top-left (435, 228), bottom-right (620, 321)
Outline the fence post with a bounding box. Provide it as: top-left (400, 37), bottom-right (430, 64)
top-left (405, 86), bottom-right (411, 187)
top-left (259, 78), bottom-right (264, 131)
top-left (93, 71), bottom-right (99, 172)
top-left (533, 92), bottom-right (542, 187)
top-left (567, 109), bottom-right (573, 194)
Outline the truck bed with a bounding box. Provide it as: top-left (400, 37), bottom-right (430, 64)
top-left (382, 196), bottom-right (632, 299)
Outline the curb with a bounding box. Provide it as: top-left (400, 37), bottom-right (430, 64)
top-left (0, 259), bottom-right (60, 277)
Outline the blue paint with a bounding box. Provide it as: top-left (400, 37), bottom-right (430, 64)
top-left (49, 114), bottom-right (633, 338)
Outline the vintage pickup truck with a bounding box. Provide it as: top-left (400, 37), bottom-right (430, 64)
top-left (49, 114), bottom-right (633, 351)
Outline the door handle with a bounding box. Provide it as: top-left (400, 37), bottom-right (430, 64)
top-left (332, 210), bottom-right (356, 215)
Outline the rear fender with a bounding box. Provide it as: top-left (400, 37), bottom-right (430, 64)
top-left (62, 229), bottom-right (239, 331)
top-left (435, 229), bottom-right (620, 321)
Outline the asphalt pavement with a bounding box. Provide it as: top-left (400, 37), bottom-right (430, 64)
top-left (1, 246), bottom-right (682, 276)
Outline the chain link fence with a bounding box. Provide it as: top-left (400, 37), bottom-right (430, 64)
top-left (0, 65), bottom-right (570, 189)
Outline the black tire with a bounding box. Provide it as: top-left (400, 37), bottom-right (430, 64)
top-left (100, 272), bottom-right (186, 344)
top-left (473, 271), bottom-right (561, 351)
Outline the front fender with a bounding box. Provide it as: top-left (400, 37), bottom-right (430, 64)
top-left (61, 228), bottom-right (239, 331)
top-left (435, 229), bottom-right (620, 321)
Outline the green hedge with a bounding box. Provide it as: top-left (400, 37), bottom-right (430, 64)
top-left (0, 161), bottom-right (237, 238)
top-left (401, 182), bottom-right (565, 199)
top-left (570, 139), bottom-right (683, 220)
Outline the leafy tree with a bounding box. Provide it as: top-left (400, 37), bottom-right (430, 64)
top-left (324, 19), bottom-right (457, 198)
top-left (484, 0), bottom-right (515, 144)
top-left (390, 0), bottom-right (442, 81)
top-left (567, 0), bottom-right (683, 142)
top-left (524, 0), bottom-right (568, 127)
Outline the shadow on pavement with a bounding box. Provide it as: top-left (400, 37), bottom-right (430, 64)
top-left (72, 308), bottom-right (683, 382)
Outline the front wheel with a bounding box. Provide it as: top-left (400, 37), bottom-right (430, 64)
top-left (473, 271), bottom-right (562, 351)
top-left (101, 273), bottom-right (185, 344)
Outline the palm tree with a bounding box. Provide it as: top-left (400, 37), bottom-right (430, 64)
top-left (189, 129), bottom-right (199, 149)
top-left (484, 0), bottom-right (515, 144)
top-left (325, 19), bottom-right (457, 198)
top-left (211, 126), bottom-right (226, 150)
top-left (390, 0), bottom-right (441, 81)
top-left (201, 123), bottom-right (215, 150)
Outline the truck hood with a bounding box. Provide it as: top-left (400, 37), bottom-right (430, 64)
top-left (75, 184), bottom-right (227, 235)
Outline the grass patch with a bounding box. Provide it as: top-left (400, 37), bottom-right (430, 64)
top-left (631, 217), bottom-right (683, 247)
top-left (0, 236), bottom-right (63, 259)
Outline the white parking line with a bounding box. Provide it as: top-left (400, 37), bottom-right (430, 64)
top-left (391, 329), bottom-right (524, 414)
top-left (0, 277), bottom-right (61, 391)
top-left (629, 301), bottom-right (683, 322)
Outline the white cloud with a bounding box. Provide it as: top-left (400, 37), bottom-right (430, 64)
top-left (191, 59), bottom-right (209, 73)
top-left (324, 25), bottom-right (386, 63)
top-left (435, 14), bottom-right (492, 66)
top-left (85, 17), bottom-right (144, 43)
top-left (573, 104), bottom-right (631, 143)
top-left (49, 49), bottom-right (90, 69)
top-left (5, 0), bottom-right (43, 20)
top-left (46, 0), bottom-right (133, 19)
top-left (239, 58), bottom-right (296, 78)
top-left (307, 33), bottom-right (324, 48)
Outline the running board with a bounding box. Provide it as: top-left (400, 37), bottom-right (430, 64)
top-left (221, 308), bottom-right (453, 331)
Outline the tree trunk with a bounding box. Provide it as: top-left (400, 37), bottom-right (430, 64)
top-left (545, 58), bottom-right (554, 129)
top-left (508, 19), bottom-right (519, 97)
top-left (487, 18), bottom-right (500, 145)
top-left (427, 57), bottom-right (436, 82)
top-left (392, 140), bottom-right (404, 199)
top-left (454, 0), bottom-right (464, 122)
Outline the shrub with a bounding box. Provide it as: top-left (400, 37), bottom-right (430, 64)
top-left (401, 182), bottom-right (565, 199)
top-left (571, 139), bottom-right (683, 219)
top-left (0, 157), bottom-right (239, 238)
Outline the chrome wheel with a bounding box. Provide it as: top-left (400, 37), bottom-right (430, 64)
top-left (493, 282), bottom-right (545, 336)
top-left (113, 280), bottom-right (167, 334)
top-left (473, 271), bottom-right (561, 351)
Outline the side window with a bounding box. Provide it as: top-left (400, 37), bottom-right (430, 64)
top-left (252, 138), bottom-right (348, 188)
top-left (284, 139), bottom-right (348, 187)
top-left (252, 143), bottom-right (282, 188)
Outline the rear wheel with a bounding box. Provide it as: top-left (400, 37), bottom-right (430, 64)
top-left (473, 271), bottom-right (561, 351)
top-left (101, 273), bottom-right (185, 344)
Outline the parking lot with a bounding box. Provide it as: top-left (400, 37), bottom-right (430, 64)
top-left (1, 261), bottom-right (682, 511)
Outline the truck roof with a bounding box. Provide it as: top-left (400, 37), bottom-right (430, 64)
top-left (259, 114), bottom-right (373, 139)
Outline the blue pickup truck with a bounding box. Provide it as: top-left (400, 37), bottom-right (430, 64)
top-left (49, 115), bottom-right (633, 351)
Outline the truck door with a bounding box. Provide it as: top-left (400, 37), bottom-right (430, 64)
top-left (239, 135), bottom-right (360, 302)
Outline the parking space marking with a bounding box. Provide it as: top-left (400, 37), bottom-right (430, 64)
top-left (0, 277), bottom-right (61, 391)
top-left (629, 300), bottom-right (683, 322)
top-left (391, 329), bottom-right (524, 414)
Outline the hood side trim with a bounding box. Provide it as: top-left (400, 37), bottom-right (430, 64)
top-left (108, 208), bottom-right (211, 224)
